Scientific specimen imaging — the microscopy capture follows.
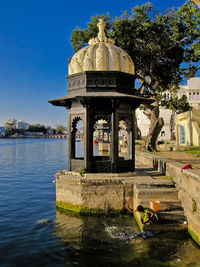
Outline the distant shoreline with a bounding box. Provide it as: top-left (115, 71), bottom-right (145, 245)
top-left (0, 135), bottom-right (68, 139)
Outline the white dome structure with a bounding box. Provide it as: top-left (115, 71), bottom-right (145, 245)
top-left (68, 18), bottom-right (135, 75)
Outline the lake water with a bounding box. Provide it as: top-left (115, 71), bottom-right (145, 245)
top-left (0, 138), bottom-right (200, 267)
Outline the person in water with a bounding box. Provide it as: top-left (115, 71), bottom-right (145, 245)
top-left (125, 203), bottom-right (158, 225)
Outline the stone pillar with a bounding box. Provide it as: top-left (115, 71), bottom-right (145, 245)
top-left (71, 129), bottom-right (76, 159)
top-left (84, 109), bottom-right (93, 172)
top-left (68, 114), bottom-right (72, 170)
top-left (110, 104), bottom-right (118, 172)
top-left (68, 113), bottom-right (76, 170)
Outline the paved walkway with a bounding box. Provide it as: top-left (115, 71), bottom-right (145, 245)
top-left (151, 151), bottom-right (200, 169)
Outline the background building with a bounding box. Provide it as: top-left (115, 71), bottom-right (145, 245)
top-left (136, 77), bottom-right (200, 141)
top-left (176, 110), bottom-right (200, 146)
top-left (178, 77), bottom-right (200, 110)
top-left (16, 120), bottom-right (29, 130)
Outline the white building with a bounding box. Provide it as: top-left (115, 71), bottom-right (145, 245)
top-left (4, 118), bottom-right (29, 130)
top-left (16, 120), bottom-right (29, 130)
top-left (178, 77), bottom-right (200, 110)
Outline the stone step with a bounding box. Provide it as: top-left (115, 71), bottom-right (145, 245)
top-left (143, 221), bottom-right (188, 232)
top-left (157, 210), bottom-right (186, 222)
top-left (136, 188), bottom-right (179, 201)
top-left (136, 181), bottom-right (175, 189)
top-left (135, 199), bottom-right (183, 211)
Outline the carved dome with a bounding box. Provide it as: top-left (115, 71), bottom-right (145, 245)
top-left (68, 19), bottom-right (135, 75)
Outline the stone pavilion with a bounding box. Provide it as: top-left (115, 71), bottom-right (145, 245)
top-left (49, 18), bottom-right (152, 174)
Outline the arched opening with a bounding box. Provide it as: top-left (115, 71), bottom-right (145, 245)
top-left (93, 119), bottom-right (110, 156)
top-left (71, 117), bottom-right (84, 159)
top-left (180, 126), bottom-right (185, 145)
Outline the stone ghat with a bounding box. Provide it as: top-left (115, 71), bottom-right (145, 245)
top-left (135, 150), bottom-right (200, 246)
top-left (54, 163), bottom-right (188, 233)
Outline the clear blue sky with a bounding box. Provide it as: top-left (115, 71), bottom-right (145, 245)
top-left (0, 0), bottom-right (188, 128)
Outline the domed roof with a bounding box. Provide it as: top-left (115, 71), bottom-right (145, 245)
top-left (68, 18), bottom-right (135, 75)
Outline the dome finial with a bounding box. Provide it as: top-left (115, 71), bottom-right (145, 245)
top-left (97, 18), bottom-right (106, 42)
top-left (88, 18), bottom-right (115, 45)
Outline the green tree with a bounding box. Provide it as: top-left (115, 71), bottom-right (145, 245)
top-left (15, 128), bottom-right (25, 135)
top-left (161, 94), bottom-right (192, 115)
top-left (56, 125), bottom-right (65, 134)
top-left (5, 126), bottom-right (15, 137)
top-left (27, 124), bottom-right (47, 134)
top-left (70, 1), bottom-right (200, 151)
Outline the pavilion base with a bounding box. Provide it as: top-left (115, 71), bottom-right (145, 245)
top-left (69, 158), bottom-right (135, 173)
top-left (55, 170), bottom-right (136, 213)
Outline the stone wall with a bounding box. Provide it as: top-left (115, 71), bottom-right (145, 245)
top-left (135, 150), bottom-right (200, 246)
top-left (55, 171), bottom-right (134, 213)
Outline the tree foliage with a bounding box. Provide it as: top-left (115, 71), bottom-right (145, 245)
top-left (56, 125), bottom-right (65, 134)
top-left (161, 93), bottom-right (192, 114)
top-left (27, 124), bottom-right (47, 134)
top-left (15, 128), bottom-right (25, 135)
top-left (5, 126), bottom-right (15, 137)
top-left (111, 2), bottom-right (200, 89)
top-left (70, 2), bottom-right (200, 88)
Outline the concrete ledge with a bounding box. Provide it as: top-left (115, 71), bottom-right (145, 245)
top-left (135, 150), bottom-right (200, 246)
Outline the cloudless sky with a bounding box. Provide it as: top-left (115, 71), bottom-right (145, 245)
top-left (0, 0), bottom-right (188, 127)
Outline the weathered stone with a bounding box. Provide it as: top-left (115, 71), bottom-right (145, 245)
top-left (55, 171), bottom-right (135, 211)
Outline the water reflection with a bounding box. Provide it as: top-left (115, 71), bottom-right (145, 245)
top-left (53, 210), bottom-right (200, 266)
top-left (54, 210), bottom-right (140, 266)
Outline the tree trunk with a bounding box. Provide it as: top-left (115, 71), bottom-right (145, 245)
top-left (142, 101), bottom-right (164, 151)
top-left (141, 81), bottom-right (164, 151)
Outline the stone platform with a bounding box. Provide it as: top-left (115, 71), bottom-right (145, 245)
top-left (54, 160), bottom-right (187, 232)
